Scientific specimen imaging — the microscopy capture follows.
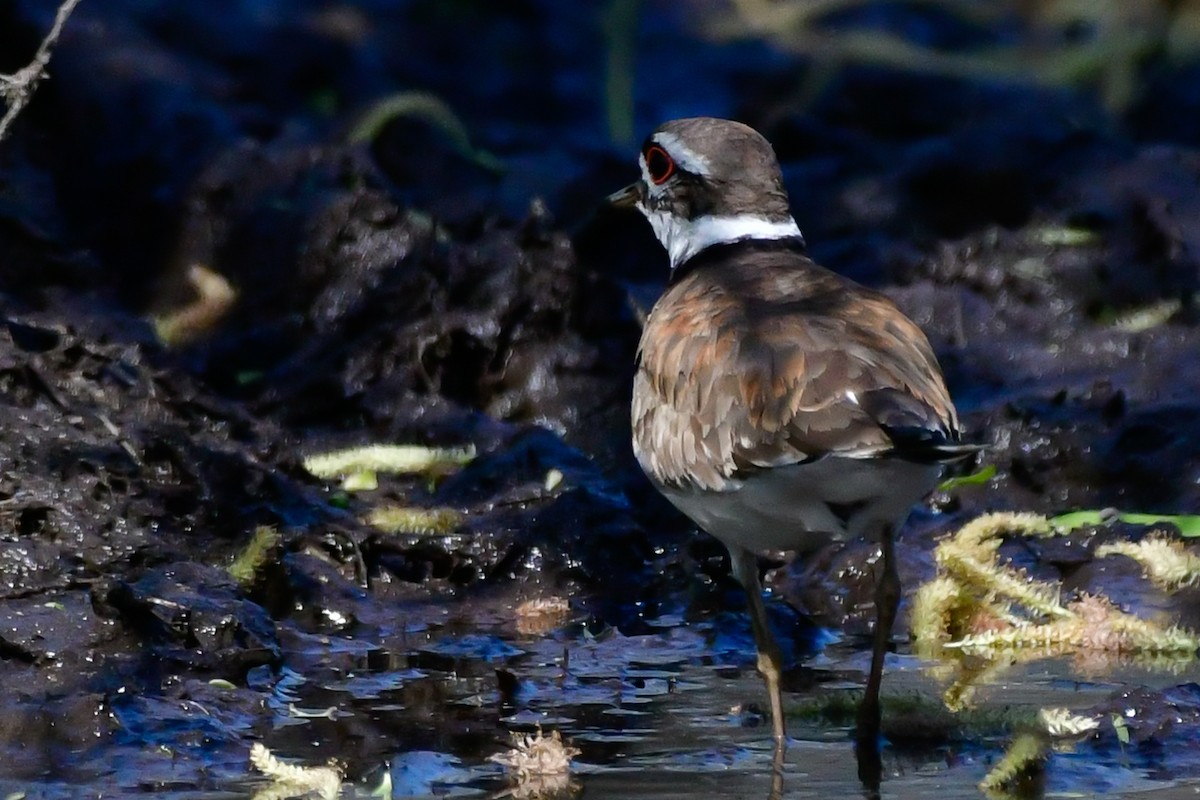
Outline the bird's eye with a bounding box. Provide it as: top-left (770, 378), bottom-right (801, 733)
top-left (645, 145), bottom-right (675, 185)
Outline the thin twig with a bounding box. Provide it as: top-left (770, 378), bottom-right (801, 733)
top-left (0, 0), bottom-right (84, 142)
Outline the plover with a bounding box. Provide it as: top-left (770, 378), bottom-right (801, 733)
top-left (611, 117), bottom-right (976, 746)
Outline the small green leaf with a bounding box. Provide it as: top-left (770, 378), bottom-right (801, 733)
top-left (1051, 510), bottom-right (1200, 537)
top-left (341, 469), bottom-right (378, 492)
top-left (1032, 226), bottom-right (1098, 247)
top-left (938, 464), bottom-right (996, 492)
top-left (228, 526), bottom-right (282, 587)
top-left (1111, 713), bottom-right (1130, 745)
top-left (1051, 510), bottom-right (1110, 530)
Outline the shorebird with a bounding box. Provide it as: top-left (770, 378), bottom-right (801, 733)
top-left (611, 117), bottom-right (976, 749)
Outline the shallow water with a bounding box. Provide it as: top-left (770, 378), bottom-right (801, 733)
top-left (8, 610), bottom-right (1197, 799)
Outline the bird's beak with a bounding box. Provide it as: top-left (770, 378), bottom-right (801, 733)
top-left (607, 181), bottom-right (643, 209)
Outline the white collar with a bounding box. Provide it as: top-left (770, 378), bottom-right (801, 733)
top-left (638, 210), bottom-right (803, 270)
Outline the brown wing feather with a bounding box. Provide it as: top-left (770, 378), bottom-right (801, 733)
top-left (632, 248), bottom-right (959, 491)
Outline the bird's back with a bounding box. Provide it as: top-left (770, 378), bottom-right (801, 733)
top-left (632, 241), bottom-right (963, 545)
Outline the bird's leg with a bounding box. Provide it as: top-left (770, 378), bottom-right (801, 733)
top-left (730, 546), bottom-right (787, 746)
top-left (856, 523), bottom-right (899, 795)
top-left (769, 739), bottom-right (785, 800)
top-left (859, 523), bottom-right (899, 725)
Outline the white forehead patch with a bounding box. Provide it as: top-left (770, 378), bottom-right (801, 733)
top-left (651, 131), bottom-right (712, 178)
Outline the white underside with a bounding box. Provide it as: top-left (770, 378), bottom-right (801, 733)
top-left (639, 209), bottom-right (803, 271)
top-left (660, 457), bottom-right (941, 554)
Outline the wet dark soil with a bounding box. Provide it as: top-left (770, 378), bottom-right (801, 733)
top-left (2, 1), bottom-right (1200, 796)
